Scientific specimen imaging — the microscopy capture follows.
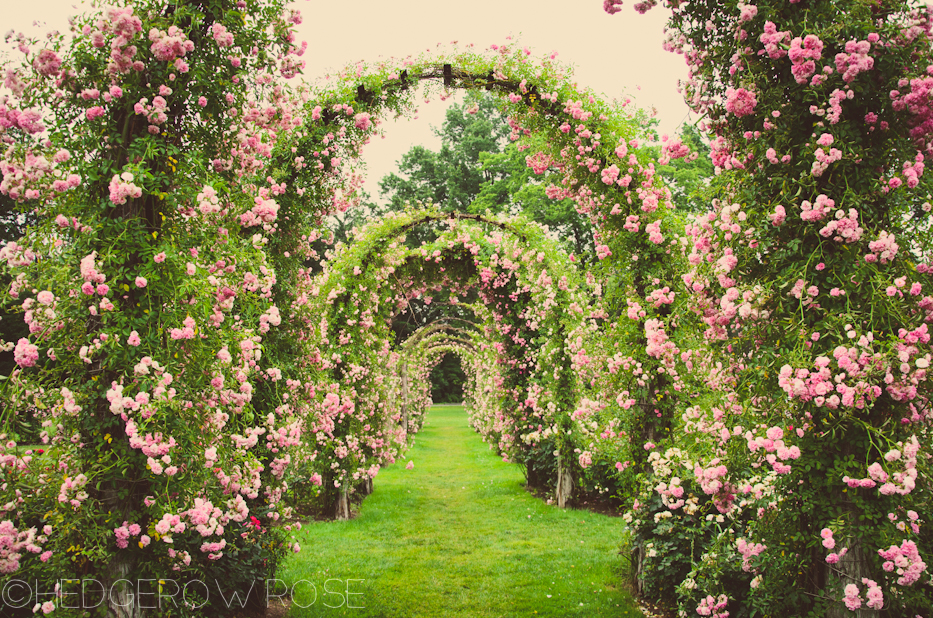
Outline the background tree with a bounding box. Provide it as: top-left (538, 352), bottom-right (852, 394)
top-left (470, 138), bottom-right (595, 256)
top-left (378, 94), bottom-right (592, 254)
top-left (655, 123), bottom-right (714, 213)
top-left (429, 352), bottom-right (466, 403)
top-left (379, 95), bottom-right (510, 213)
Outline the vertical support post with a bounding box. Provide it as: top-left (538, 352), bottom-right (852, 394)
top-left (826, 537), bottom-right (878, 618)
top-left (400, 362), bottom-right (409, 435)
top-left (556, 453), bottom-right (573, 509)
top-left (335, 487), bottom-right (350, 520)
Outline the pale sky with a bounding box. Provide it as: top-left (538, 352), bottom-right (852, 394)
top-left (5, 0), bottom-right (691, 202)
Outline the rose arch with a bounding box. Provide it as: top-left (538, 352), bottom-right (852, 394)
top-left (293, 206), bottom-right (605, 517)
top-left (0, 0), bottom-right (707, 615)
top-left (272, 44), bottom-right (695, 515)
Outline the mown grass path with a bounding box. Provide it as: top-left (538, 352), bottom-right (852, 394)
top-left (279, 405), bottom-right (643, 618)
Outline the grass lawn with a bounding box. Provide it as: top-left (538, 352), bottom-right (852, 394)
top-left (278, 405), bottom-right (643, 618)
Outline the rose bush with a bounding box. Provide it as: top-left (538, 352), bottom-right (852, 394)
top-left (604, 0), bottom-right (933, 615)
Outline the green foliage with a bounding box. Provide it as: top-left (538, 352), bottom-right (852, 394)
top-left (0, 0), bottom-right (310, 612)
top-left (378, 95), bottom-right (593, 255)
top-left (378, 96), bottom-right (510, 213)
top-left (655, 124), bottom-right (715, 213)
top-left (602, 0), bottom-right (933, 615)
top-left (428, 353), bottom-right (465, 403)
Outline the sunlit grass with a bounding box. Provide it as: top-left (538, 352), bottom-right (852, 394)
top-left (278, 405), bottom-right (643, 618)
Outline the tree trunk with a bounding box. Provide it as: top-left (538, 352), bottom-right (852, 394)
top-left (335, 487), bottom-right (350, 520)
top-left (556, 454), bottom-right (573, 508)
top-left (361, 477), bottom-right (373, 496)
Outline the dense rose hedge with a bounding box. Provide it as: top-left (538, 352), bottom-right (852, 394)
top-left (602, 0), bottom-right (933, 615)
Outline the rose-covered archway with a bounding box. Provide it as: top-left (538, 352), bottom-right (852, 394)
top-left (292, 206), bottom-right (603, 516)
top-left (3, 0), bottom-right (929, 614)
top-left (0, 5), bottom-right (687, 609)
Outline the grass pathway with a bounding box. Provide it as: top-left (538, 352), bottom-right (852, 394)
top-left (279, 405), bottom-right (643, 618)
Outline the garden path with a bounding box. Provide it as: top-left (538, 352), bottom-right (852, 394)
top-left (280, 405), bottom-right (643, 618)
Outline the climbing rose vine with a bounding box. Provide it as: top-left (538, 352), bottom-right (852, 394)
top-left (0, 0), bottom-right (327, 613)
top-left (604, 0), bottom-right (933, 615)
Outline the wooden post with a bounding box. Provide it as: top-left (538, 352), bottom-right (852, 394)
top-left (400, 362), bottom-right (409, 435)
top-left (633, 542), bottom-right (645, 596)
top-left (335, 487), bottom-right (350, 520)
top-left (105, 556), bottom-right (145, 618)
top-left (826, 539), bottom-right (879, 618)
top-left (556, 453), bottom-right (573, 509)
top-left (526, 461), bottom-right (539, 489)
